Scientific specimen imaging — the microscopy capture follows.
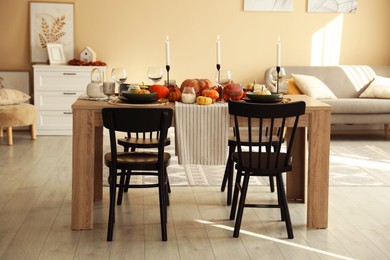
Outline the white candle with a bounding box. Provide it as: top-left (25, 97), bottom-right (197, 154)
top-left (216, 35), bottom-right (221, 65)
top-left (165, 36), bottom-right (170, 66)
top-left (277, 36), bottom-right (281, 67)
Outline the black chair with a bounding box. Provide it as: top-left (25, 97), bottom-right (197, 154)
top-left (116, 131), bottom-right (171, 205)
top-left (220, 127), bottom-right (285, 205)
top-left (228, 100), bottom-right (305, 239)
top-left (102, 107), bottom-right (173, 241)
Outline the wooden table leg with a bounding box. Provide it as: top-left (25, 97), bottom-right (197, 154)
top-left (94, 125), bottom-right (103, 201)
top-left (72, 109), bottom-right (97, 230)
top-left (307, 110), bottom-right (331, 229)
top-left (287, 127), bottom-right (306, 202)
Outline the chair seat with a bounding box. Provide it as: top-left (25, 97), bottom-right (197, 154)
top-left (105, 151), bottom-right (171, 170)
top-left (233, 152), bottom-right (292, 175)
top-left (118, 137), bottom-right (171, 149)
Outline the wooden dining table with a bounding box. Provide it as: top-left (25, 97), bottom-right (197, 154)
top-left (71, 95), bottom-right (332, 230)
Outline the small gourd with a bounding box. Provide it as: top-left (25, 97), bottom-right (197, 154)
top-left (196, 96), bottom-right (212, 105)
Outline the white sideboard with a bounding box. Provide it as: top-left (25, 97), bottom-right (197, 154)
top-left (33, 65), bottom-right (106, 135)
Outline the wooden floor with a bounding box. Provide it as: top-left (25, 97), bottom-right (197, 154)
top-left (1, 131), bottom-right (390, 260)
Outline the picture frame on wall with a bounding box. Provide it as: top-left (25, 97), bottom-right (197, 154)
top-left (244, 0), bottom-right (293, 12)
top-left (308, 0), bottom-right (357, 13)
top-left (0, 71), bottom-right (30, 95)
top-left (47, 43), bottom-right (66, 65)
top-left (29, 2), bottom-right (74, 63)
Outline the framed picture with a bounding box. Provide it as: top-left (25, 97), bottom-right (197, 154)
top-left (244, 0), bottom-right (293, 12)
top-left (29, 2), bottom-right (74, 63)
top-left (0, 71), bottom-right (30, 95)
top-left (47, 43), bottom-right (66, 64)
top-left (308, 0), bottom-right (357, 13)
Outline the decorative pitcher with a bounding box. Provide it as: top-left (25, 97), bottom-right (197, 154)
top-left (86, 68), bottom-right (105, 98)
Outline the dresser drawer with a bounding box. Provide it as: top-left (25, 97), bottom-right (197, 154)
top-left (36, 110), bottom-right (73, 135)
top-left (35, 71), bottom-right (91, 91)
top-left (35, 91), bottom-right (84, 110)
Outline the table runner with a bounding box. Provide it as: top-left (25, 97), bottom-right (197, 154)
top-left (175, 102), bottom-right (229, 165)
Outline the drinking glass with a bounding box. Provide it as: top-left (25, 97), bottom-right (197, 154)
top-left (111, 68), bottom-right (127, 89)
top-left (215, 70), bottom-right (232, 102)
top-left (103, 82), bottom-right (115, 100)
top-left (147, 66), bottom-right (163, 84)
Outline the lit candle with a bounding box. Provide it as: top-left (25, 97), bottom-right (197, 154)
top-left (216, 35), bottom-right (221, 65)
top-left (165, 36), bottom-right (170, 66)
top-left (277, 36), bottom-right (281, 67)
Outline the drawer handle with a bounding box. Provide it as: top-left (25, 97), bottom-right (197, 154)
top-left (63, 92), bottom-right (77, 95)
top-left (63, 112), bottom-right (73, 115)
top-left (63, 73), bottom-right (77, 76)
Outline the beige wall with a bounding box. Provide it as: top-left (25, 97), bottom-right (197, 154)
top-left (1, 0), bottom-right (389, 86)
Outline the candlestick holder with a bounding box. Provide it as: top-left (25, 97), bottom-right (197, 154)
top-left (276, 66), bottom-right (280, 93)
top-left (216, 63), bottom-right (221, 83)
top-left (269, 66), bottom-right (287, 94)
top-left (165, 65), bottom-right (170, 86)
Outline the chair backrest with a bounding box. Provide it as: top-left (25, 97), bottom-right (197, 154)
top-left (102, 107), bottom-right (173, 162)
top-left (228, 101), bottom-right (306, 171)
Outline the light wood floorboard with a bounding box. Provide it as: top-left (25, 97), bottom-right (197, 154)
top-left (1, 132), bottom-right (390, 260)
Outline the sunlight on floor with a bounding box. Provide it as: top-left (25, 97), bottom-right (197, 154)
top-left (195, 219), bottom-right (356, 260)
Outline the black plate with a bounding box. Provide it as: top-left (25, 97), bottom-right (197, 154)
top-left (244, 93), bottom-right (283, 103)
top-left (119, 92), bottom-right (158, 104)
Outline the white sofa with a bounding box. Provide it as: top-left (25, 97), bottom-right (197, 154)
top-left (264, 66), bottom-right (390, 132)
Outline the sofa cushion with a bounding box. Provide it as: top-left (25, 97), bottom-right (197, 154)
top-left (287, 78), bottom-right (303, 94)
top-left (324, 98), bottom-right (390, 114)
top-left (359, 76), bottom-right (390, 98)
top-left (277, 66), bottom-right (376, 98)
top-left (0, 88), bottom-right (31, 105)
top-left (292, 73), bottom-right (337, 99)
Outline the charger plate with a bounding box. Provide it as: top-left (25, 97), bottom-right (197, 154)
top-left (245, 93), bottom-right (283, 103)
top-left (108, 98), bottom-right (166, 106)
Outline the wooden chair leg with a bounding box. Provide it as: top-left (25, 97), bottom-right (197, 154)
top-left (0, 127), bottom-right (3, 137)
top-left (7, 127), bottom-right (13, 145)
top-left (233, 172), bottom-right (250, 238)
top-left (31, 123), bottom-right (37, 140)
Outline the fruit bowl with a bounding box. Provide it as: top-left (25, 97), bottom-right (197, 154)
top-left (244, 92), bottom-right (283, 103)
top-left (120, 91), bottom-right (157, 103)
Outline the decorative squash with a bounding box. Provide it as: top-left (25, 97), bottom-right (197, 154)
top-left (168, 85), bottom-right (181, 102)
top-left (149, 84), bottom-right (169, 99)
top-left (196, 96), bottom-right (212, 105)
top-left (223, 82), bottom-right (244, 101)
top-left (201, 89), bottom-right (219, 103)
top-left (180, 79), bottom-right (211, 96)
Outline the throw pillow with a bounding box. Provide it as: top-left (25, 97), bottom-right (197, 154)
top-left (359, 76), bottom-right (390, 98)
top-left (292, 73), bottom-right (337, 99)
top-left (287, 78), bottom-right (303, 94)
top-left (0, 88), bottom-right (31, 105)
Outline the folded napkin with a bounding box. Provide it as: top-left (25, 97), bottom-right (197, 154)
top-left (175, 102), bottom-right (229, 165)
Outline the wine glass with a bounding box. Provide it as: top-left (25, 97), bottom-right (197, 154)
top-left (215, 70), bottom-right (232, 102)
top-left (111, 68), bottom-right (127, 90)
top-left (147, 66), bottom-right (163, 84)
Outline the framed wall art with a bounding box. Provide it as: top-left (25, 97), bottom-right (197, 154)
top-left (29, 2), bottom-right (74, 63)
top-left (0, 71), bottom-right (30, 95)
top-left (308, 0), bottom-right (357, 13)
top-left (244, 0), bottom-right (293, 12)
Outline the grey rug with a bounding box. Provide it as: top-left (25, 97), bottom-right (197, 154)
top-left (104, 133), bottom-right (390, 187)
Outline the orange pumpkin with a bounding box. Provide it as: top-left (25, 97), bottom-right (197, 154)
top-left (180, 79), bottom-right (211, 96)
top-left (201, 89), bottom-right (219, 103)
top-left (149, 84), bottom-right (169, 99)
top-left (168, 86), bottom-right (182, 102)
